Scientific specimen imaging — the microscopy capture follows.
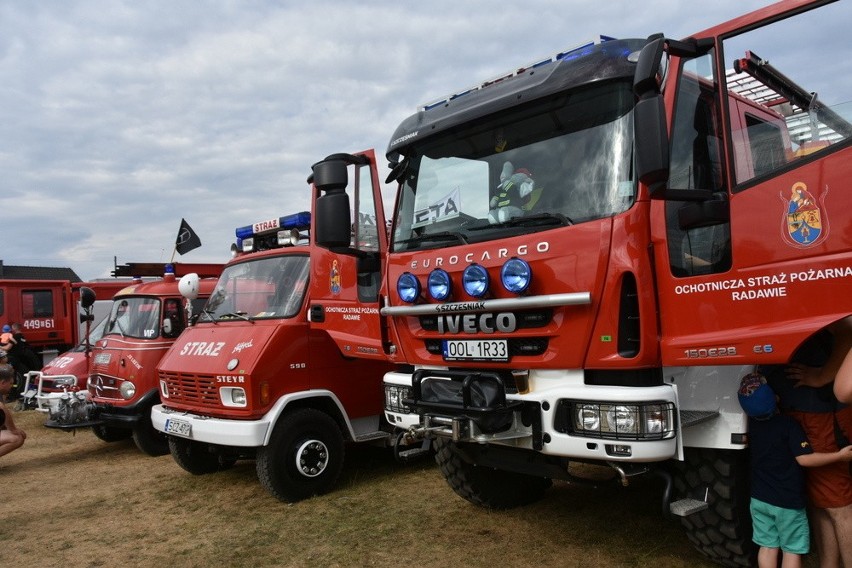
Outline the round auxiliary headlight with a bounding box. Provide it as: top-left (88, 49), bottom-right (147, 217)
top-left (427, 269), bottom-right (451, 301)
top-left (397, 272), bottom-right (421, 303)
top-left (606, 405), bottom-right (637, 434)
top-left (119, 381), bottom-right (137, 400)
top-left (500, 258), bottom-right (532, 294)
top-left (462, 264), bottom-right (489, 298)
top-left (578, 405), bottom-right (600, 432)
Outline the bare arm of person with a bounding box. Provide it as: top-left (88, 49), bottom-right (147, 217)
top-left (789, 317), bottom-right (852, 388)
top-left (836, 348), bottom-right (852, 403)
top-left (797, 445), bottom-right (852, 468)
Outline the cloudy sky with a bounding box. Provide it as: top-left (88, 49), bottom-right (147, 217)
top-left (0, 0), bottom-right (801, 279)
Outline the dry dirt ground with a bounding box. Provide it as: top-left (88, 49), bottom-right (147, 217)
top-left (1, 409), bottom-right (727, 568)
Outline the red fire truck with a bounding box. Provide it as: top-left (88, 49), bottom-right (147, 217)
top-left (150, 212), bottom-right (398, 502)
top-left (44, 264), bottom-right (222, 456)
top-left (307, 1), bottom-right (852, 565)
top-left (25, 263), bottom-right (221, 397)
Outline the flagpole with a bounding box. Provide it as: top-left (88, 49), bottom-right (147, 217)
top-left (170, 247), bottom-right (177, 264)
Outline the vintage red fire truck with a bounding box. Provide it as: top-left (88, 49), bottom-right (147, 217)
top-left (150, 211), bottom-right (398, 502)
top-left (45, 264), bottom-right (222, 456)
top-left (307, 1), bottom-right (852, 565)
top-left (24, 263), bottom-right (220, 398)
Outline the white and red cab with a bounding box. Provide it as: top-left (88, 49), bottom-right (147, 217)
top-left (151, 210), bottom-right (399, 502)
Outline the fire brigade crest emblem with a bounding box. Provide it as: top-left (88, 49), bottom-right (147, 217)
top-left (782, 182), bottom-right (828, 248)
top-left (330, 259), bottom-right (341, 295)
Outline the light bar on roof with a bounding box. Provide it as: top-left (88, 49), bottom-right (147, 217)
top-left (421, 35), bottom-right (616, 111)
top-left (235, 211), bottom-right (311, 239)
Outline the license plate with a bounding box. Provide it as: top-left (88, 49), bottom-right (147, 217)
top-left (442, 339), bottom-right (508, 362)
top-left (164, 418), bottom-right (191, 437)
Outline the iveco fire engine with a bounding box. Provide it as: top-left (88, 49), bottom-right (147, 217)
top-left (151, 212), bottom-right (403, 502)
top-left (307, 1), bottom-right (852, 565)
top-left (46, 265), bottom-right (222, 456)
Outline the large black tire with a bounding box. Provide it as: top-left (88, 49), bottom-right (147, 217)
top-left (169, 437), bottom-right (235, 475)
top-left (132, 412), bottom-right (169, 456)
top-left (256, 408), bottom-right (345, 503)
top-left (670, 448), bottom-right (755, 567)
top-left (92, 424), bottom-right (133, 442)
top-left (434, 438), bottom-right (552, 509)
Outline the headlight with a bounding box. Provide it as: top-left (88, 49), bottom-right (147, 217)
top-left (53, 377), bottom-right (76, 388)
top-left (397, 272), bottom-right (421, 303)
top-left (427, 269), bottom-right (451, 301)
top-left (606, 405), bottom-right (637, 435)
top-left (220, 387), bottom-right (247, 408)
top-left (384, 384), bottom-right (412, 414)
top-left (119, 381), bottom-right (137, 400)
top-left (578, 404), bottom-right (600, 432)
top-left (242, 237), bottom-right (254, 252)
top-left (462, 264), bottom-right (489, 297)
top-left (570, 401), bottom-right (675, 440)
top-left (500, 258), bottom-right (531, 294)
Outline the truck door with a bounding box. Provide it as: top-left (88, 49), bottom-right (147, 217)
top-left (654, 0), bottom-right (852, 365)
top-left (308, 149), bottom-right (391, 360)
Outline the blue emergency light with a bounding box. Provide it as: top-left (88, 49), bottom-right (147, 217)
top-left (233, 211), bottom-right (311, 254)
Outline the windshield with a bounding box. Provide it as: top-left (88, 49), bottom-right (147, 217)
top-left (203, 254), bottom-right (309, 321)
top-left (392, 81), bottom-right (636, 252)
top-left (70, 315), bottom-right (109, 352)
top-left (106, 297), bottom-right (161, 339)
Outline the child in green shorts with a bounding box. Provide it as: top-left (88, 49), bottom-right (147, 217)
top-left (739, 372), bottom-right (852, 567)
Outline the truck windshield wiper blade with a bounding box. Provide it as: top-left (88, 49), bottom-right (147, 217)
top-left (503, 212), bottom-right (573, 228)
top-left (220, 311), bottom-right (254, 323)
top-left (199, 309), bottom-right (218, 324)
top-left (396, 231), bottom-right (469, 246)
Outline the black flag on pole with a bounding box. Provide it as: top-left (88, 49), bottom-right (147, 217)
top-left (175, 218), bottom-right (202, 255)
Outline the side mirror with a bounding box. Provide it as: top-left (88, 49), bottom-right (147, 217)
top-left (633, 35), bottom-right (665, 99)
top-left (162, 318), bottom-right (174, 337)
top-left (634, 95), bottom-right (670, 193)
top-left (633, 35), bottom-right (670, 193)
top-left (178, 273), bottom-right (200, 300)
top-left (80, 286), bottom-right (96, 309)
top-left (313, 157), bottom-right (352, 248)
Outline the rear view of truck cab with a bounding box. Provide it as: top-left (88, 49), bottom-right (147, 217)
top-left (151, 211), bottom-right (396, 503)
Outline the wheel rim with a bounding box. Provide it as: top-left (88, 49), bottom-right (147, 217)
top-left (294, 439), bottom-right (329, 478)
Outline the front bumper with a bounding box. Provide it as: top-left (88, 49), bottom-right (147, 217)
top-left (384, 368), bottom-right (679, 463)
top-left (151, 404), bottom-right (271, 447)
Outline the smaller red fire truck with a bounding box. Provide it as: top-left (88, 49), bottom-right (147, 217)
top-left (44, 264), bottom-right (221, 457)
top-left (151, 210), bottom-right (401, 502)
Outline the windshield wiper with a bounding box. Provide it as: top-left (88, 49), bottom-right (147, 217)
top-left (501, 212), bottom-right (573, 228)
top-left (396, 231), bottom-right (469, 246)
top-left (220, 311), bottom-right (254, 323)
top-left (199, 309), bottom-right (218, 324)
top-left (109, 318), bottom-right (126, 338)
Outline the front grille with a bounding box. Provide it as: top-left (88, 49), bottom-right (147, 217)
top-left (159, 371), bottom-right (220, 408)
top-left (424, 338), bottom-right (548, 357)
